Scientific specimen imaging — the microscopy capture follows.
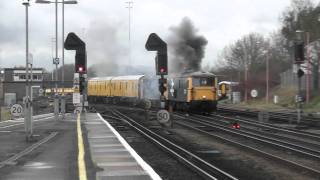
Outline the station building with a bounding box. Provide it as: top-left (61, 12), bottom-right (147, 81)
top-left (0, 67), bottom-right (45, 106)
top-left (0, 67), bottom-right (75, 107)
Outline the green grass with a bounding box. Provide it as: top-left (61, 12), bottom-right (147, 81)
top-left (221, 87), bottom-right (320, 113)
top-left (303, 95), bottom-right (320, 113)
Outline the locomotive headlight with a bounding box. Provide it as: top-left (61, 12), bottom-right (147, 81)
top-left (202, 95), bottom-right (206, 99)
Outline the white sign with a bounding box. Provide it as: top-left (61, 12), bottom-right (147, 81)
top-left (53, 58), bottom-right (59, 65)
top-left (157, 110), bottom-right (170, 123)
top-left (144, 100), bottom-right (152, 109)
top-left (10, 104), bottom-right (23, 117)
top-left (74, 73), bottom-right (79, 79)
top-left (73, 93), bottom-right (81, 104)
top-left (28, 53), bottom-right (33, 65)
top-left (251, 89), bottom-right (258, 98)
top-left (39, 88), bottom-right (44, 94)
top-left (74, 106), bottom-right (82, 114)
top-left (170, 79), bottom-right (174, 96)
top-left (74, 77), bottom-right (79, 85)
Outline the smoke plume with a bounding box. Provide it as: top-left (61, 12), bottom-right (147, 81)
top-left (85, 19), bottom-right (127, 77)
top-left (85, 19), bottom-right (154, 77)
top-left (168, 17), bottom-right (208, 73)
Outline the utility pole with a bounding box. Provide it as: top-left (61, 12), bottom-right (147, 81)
top-left (51, 37), bottom-right (55, 82)
top-left (266, 51), bottom-right (269, 104)
top-left (36, 0), bottom-right (77, 118)
top-left (243, 48), bottom-right (248, 103)
top-left (53, 0), bottom-right (60, 121)
top-left (306, 32), bottom-right (310, 104)
top-left (61, 0), bottom-right (66, 119)
top-left (126, 1), bottom-right (133, 72)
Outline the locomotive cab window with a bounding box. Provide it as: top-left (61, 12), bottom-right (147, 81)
top-left (193, 77), bottom-right (214, 86)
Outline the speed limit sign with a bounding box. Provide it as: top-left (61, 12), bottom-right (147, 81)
top-left (157, 110), bottom-right (170, 123)
top-left (10, 104), bottom-right (23, 117)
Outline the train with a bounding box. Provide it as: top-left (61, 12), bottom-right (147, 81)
top-left (218, 81), bottom-right (239, 100)
top-left (87, 71), bottom-right (218, 113)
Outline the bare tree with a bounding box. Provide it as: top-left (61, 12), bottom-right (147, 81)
top-left (219, 33), bottom-right (268, 73)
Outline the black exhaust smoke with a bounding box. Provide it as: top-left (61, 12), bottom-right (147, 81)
top-left (168, 17), bottom-right (208, 73)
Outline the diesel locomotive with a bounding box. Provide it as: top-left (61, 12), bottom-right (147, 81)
top-left (87, 71), bottom-right (218, 113)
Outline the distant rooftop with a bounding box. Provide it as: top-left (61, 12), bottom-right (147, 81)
top-left (3, 67), bottom-right (44, 70)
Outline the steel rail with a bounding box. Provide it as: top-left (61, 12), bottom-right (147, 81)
top-left (205, 114), bottom-right (320, 151)
top-left (173, 120), bottom-right (320, 178)
top-left (217, 105), bottom-right (320, 125)
top-left (212, 113), bottom-right (320, 142)
top-left (106, 108), bottom-right (238, 180)
top-left (195, 114), bottom-right (320, 150)
top-left (176, 114), bottom-right (320, 161)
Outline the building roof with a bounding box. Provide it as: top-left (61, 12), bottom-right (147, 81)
top-left (218, 81), bottom-right (239, 85)
top-left (3, 67), bottom-right (44, 70)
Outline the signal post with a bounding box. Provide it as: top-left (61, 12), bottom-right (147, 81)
top-left (64, 32), bottom-right (88, 113)
top-left (145, 33), bottom-right (171, 126)
top-left (294, 41), bottom-right (305, 124)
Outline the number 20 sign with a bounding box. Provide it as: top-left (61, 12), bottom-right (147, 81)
top-left (10, 104), bottom-right (23, 117)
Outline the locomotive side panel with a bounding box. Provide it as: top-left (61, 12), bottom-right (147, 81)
top-left (167, 78), bottom-right (188, 102)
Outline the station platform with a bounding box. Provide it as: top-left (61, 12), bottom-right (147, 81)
top-left (83, 113), bottom-right (161, 180)
top-left (0, 112), bottom-right (161, 180)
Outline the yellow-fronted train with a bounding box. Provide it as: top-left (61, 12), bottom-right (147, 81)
top-left (87, 71), bottom-right (218, 113)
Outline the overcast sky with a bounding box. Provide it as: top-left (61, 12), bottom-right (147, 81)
top-left (0, 0), bottom-right (319, 72)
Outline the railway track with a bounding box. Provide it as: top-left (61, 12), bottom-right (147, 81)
top-left (173, 113), bottom-right (320, 178)
top-left (217, 105), bottom-right (320, 127)
top-left (212, 113), bottom-right (320, 142)
top-left (194, 114), bottom-right (320, 158)
top-left (101, 108), bottom-right (238, 180)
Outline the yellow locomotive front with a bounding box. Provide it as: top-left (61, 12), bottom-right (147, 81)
top-left (167, 72), bottom-right (218, 113)
top-left (187, 72), bottom-right (217, 112)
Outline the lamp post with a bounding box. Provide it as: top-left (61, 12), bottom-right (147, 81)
top-left (36, 0), bottom-right (77, 119)
top-left (22, 0), bottom-right (33, 141)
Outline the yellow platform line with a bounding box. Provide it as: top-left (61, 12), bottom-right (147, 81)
top-left (77, 113), bottom-right (87, 180)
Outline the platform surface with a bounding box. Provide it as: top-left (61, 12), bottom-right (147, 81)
top-left (0, 112), bottom-right (161, 180)
top-left (83, 113), bottom-right (161, 180)
top-left (0, 113), bottom-right (77, 180)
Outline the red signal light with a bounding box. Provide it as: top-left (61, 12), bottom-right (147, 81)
top-left (232, 122), bottom-right (240, 129)
top-left (78, 66), bottom-right (84, 73)
top-left (160, 67), bottom-right (166, 73)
